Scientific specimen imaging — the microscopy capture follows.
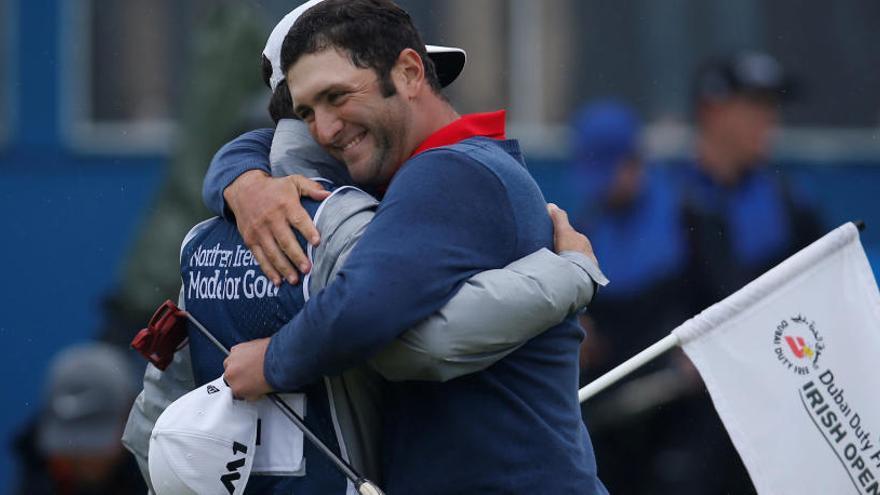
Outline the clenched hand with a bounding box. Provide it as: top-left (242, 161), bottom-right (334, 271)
top-left (224, 337), bottom-right (274, 401)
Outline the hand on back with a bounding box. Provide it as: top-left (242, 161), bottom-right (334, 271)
top-left (224, 170), bottom-right (330, 286)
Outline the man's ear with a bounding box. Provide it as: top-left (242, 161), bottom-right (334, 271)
top-left (392, 48), bottom-right (425, 99)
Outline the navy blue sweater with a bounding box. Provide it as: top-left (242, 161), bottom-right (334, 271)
top-left (205, 130), bottom-right (606, 494)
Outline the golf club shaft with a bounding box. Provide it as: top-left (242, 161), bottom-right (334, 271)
top-left (182, 311), bottom-right (376, 491)
top-left (267, 393), bottom-right (363, 484)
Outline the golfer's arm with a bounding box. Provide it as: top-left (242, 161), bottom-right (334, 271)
top-left (371, 249), bottom-right (603, 382)
top-left (202, 128), bottom-right (273, 219)
top-left (311, 185), bottom-right (607, 382)
top-left (265, 151), bottom-right (521, 391)
top-left (309, 189), bottom-right (602, 381)
top-left (122, 289), bottom-right (196, 492)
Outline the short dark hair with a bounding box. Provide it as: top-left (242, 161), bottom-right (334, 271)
top-left (261, 53), bottom-right (273, 89)
top-left (262, 54), bottom-right (297, 124)
top-left (280, 0), bottom-right (442, 98)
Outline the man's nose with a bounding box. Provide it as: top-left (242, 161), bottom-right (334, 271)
top-left (312, 107), bottom-right (343, 147)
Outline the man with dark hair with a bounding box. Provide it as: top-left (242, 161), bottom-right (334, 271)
top-left (124, 2), bottom-right (607, 493)
top-left (220, 1), bottom-right (608, 493)
top-left (281, 0), bottom-right (444, 97)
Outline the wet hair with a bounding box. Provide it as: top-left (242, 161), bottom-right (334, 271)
top-left (280, 0), bottom-right (442, 98)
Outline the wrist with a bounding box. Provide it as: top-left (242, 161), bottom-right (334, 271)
top-left (224, 169), bottom-right (269, 217)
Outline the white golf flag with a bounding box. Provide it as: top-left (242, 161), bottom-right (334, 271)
top-left (673, 222), bottom-right (880, 495)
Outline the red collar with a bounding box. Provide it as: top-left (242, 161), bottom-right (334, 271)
top-left (410, 110), bottom-right (507, 158)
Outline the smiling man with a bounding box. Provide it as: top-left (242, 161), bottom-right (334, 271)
top-left (222, 1), bottom-right (608, 493)
top-left (289, 47), bottom-right (458, 189)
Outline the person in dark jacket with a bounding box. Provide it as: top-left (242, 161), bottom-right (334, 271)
top-left (681, 51), bottom-right (824, 311)
top-left (662, 52), bottom-right (825, 495)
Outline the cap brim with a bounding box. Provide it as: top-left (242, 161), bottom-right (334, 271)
top-left (426, 45), bottom-right (466, 88)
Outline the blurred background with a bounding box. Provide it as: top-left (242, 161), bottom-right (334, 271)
top-left (1, 0), bottom-right (878, 493)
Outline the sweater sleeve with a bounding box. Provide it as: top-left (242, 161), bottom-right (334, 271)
top-left (370, 249), bottom-right (604, 382)
top-left (202, 128), bottom-right (274, 219)
top-left (308, 189), bottom-right (609, 383)
top-left (264, 149), bottom-right (517, 391)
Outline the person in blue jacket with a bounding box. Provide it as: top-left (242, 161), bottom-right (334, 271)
top-left (568, 100), bottom-right (689, 377)
top-left (219, 1), bottom-right (608, 493)
top-left (566, 100), bottom-right (695, 494)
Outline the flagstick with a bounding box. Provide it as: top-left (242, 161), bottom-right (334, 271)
top-left (578, 333), bottom-right (681, 403)
top-left (579, 222), bottom-right (867, 404)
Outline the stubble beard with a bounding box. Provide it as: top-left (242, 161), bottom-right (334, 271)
top-left (357, 100), bottom-right (410, 187)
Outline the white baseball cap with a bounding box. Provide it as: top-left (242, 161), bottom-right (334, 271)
top-left (263, 0), bottom-right (467, 92)
top-left (149, 376), bottom-right (259, 495)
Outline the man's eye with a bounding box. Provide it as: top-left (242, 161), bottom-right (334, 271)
top-left (328, 92), bottom-right (347, 105)
top-left (298, 109), bottom-right (314, 122)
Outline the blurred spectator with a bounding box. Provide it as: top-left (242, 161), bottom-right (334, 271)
top-left (569, 100), bottom-right (692, 494)
top-left (682, 51), bottom-right (825, 310)
top-left (655, 51), bottom-right (826, 495)
top-left (12, 343), bottom-right (145, 495)
top-left (575, 54), bottom-right (826, 492)
top-left (569, 100), bottom-right (689, 376)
